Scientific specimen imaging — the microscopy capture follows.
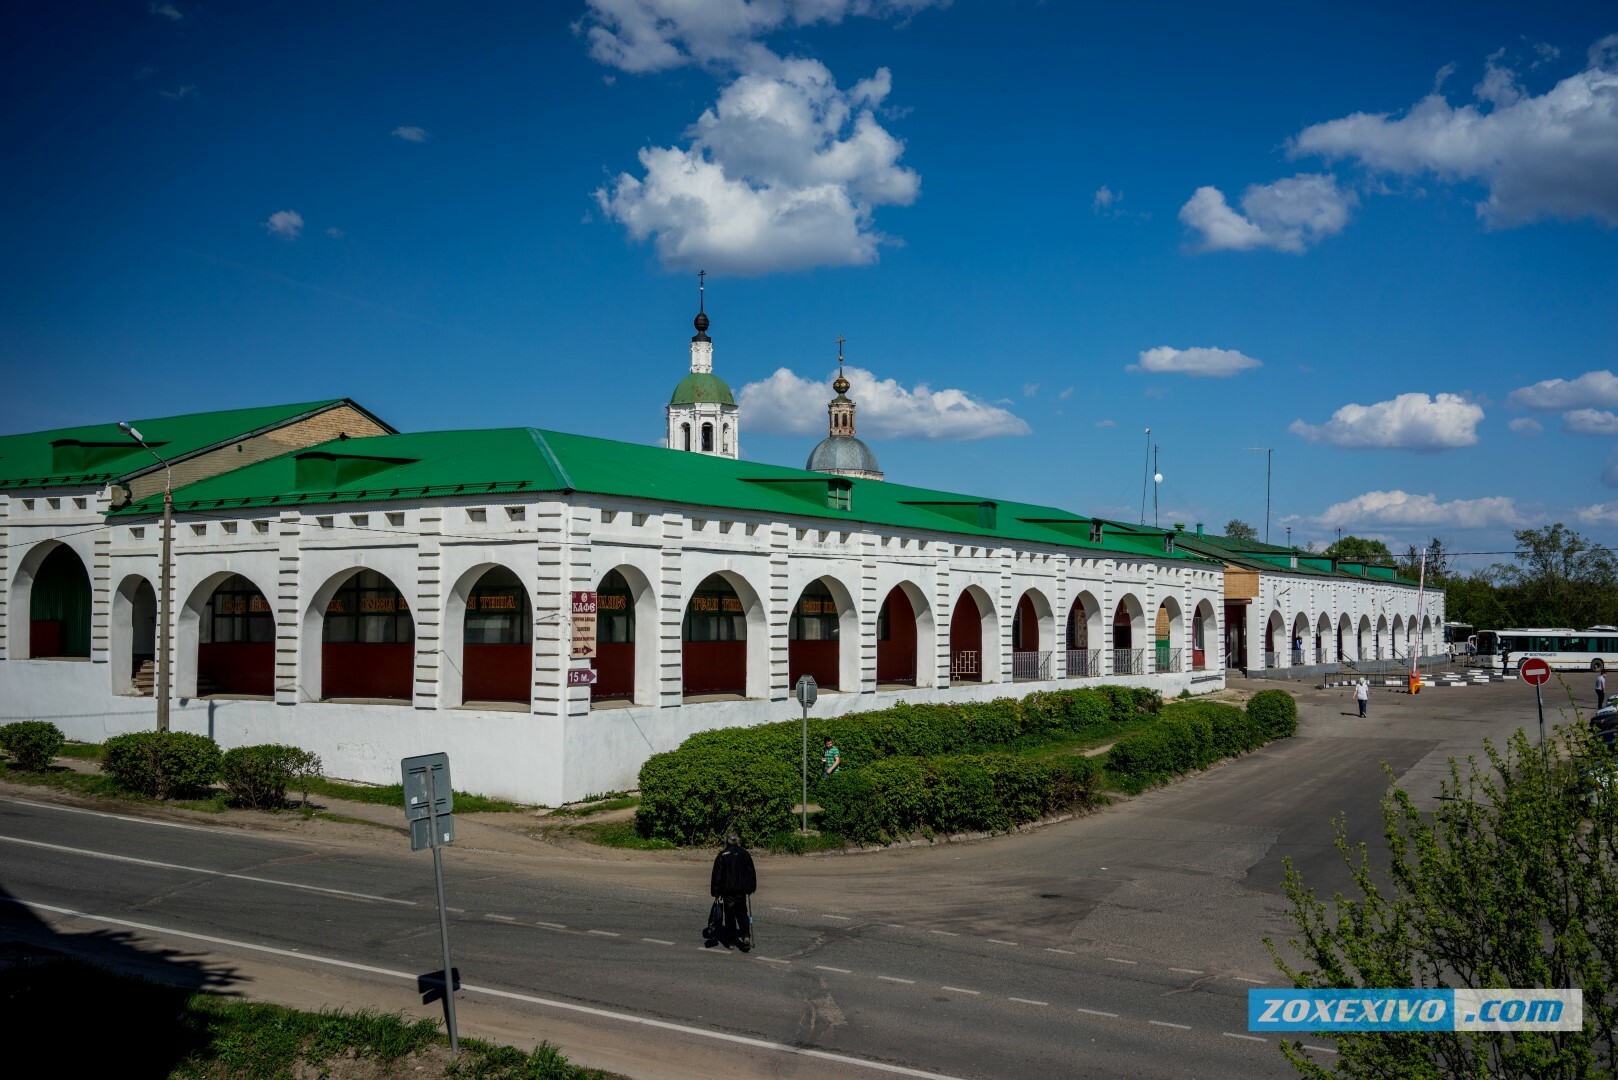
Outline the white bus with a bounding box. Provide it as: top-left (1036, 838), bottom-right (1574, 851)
top-left (1494, 627), bottom-right (1618, 673)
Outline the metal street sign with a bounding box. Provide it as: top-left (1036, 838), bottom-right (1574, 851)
top-left (411, 814), bottom-right (456, 851)
top-left (1521, 658), bottom-right (1551, 686)
top-left (796, 675), bottom-right (818, 835)
top-left (567, 668), bottom-right (598, 686)
top-left (402, 752), bottom-right (453, 821)
top-left (570, 591), bottom-right (598, 658)
top-left (796, 674), bottom-right (818, 708)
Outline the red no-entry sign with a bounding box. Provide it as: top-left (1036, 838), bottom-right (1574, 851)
top-left (1520, 657), bottom-right (1551, 685)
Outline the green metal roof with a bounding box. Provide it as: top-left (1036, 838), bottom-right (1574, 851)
top-left (669, 373), bottom-right (736, 406)
top-left (114, 426), bottom-right (1219, 563)
top-left (0, 399), bottom-right (381, 491)
top-left (1159, 527), bottom-right (1419, 587)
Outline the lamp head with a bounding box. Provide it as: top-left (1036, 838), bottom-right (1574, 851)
top-left (117, 421), bottom-right (143, 442)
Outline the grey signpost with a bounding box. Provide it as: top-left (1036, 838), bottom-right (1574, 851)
top-left (796, 675), bottom-right (817, 834)
top-left (1520, 658), bottom-right (1551, 757)
top-left (402, 752), bottom-right (459, 1053)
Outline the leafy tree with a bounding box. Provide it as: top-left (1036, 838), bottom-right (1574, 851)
top-left (1446, 571), bottom-right (1511, 630)
top-left (1492, 524), bottom-right (1618, 629)
top-left (1326, 536), bottom-right (1394, 564)
top-left (1226, 519), bottom-right (1258, 542)
top-left (1272, 725), bottom-right (1616, 1077)
top-left (1398, 537), bottom-right (1451, 583)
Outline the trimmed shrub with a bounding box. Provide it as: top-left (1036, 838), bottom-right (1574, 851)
top-left (221, 744), bottom-right (322, 809)
top-left (634, 751), bottom-right (796, 847)
top-left (0, 721), bottom-right (65, 771)
top-left (102, 731), bottom-right (222, 799)
top-left (1247, 689), bottom-right (1299, 739)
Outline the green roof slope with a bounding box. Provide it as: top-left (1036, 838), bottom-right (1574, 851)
top-left (1162, 527), bottom-right (1418, 586)
top-left (0, 399), bottom-right (367, 490)
top-left (117, 426), bottom-right (1217, 563)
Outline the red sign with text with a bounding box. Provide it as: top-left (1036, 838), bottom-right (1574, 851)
top-left (1520, 657), bottom-right (1550, 685)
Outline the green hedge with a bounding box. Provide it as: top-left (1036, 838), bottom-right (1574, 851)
top-left (816, 753), bottom-right (1103, 844)
top-left (102, 731), bottom-right (222, 799)
top-left (635, 752), bottom-right (797, 846)
top-left (1105, 693), bottom-right (1296, 793)
top-left (0, 721), bottom-right (65, 771)
top-left (221, 744), bottom-right (322, 809)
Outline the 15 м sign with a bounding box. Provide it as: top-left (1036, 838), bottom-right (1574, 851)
top-left (570, 591), bottom-right (597, 658)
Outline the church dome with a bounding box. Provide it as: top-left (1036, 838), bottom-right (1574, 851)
top-left (669, 372), bottom-right (735, 406)
top-left (807, 434), bottom-right (882, 479)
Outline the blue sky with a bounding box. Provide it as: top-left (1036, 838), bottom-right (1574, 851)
top-left (5, 1), bottom-right (1616, 569)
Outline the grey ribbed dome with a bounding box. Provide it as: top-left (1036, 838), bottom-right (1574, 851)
top-left (807, 435), bottom-right (883, 480)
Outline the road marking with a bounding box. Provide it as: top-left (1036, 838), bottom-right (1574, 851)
top-left (1170, 967), bottom-right (1204, 974)
top-left (1233, 977), bottom-right (1265, 985)
top-left (587, 930), bottom-right (620, 937)
top-left (815, 965), bottom-right (852, 974)
top-left (929, 930), bottom-right (958, 937)
top-left (7, 898), bottom-right (970, 1080)
top-left (0, 835), bottom-right (414, 906)
top-left (1075, 1008), bottom-right (1119, 1018)
top-left (878, 975), bottom-right (916, 984)
top-left (535, 921), bottom-right (566, 930)
top-left (1008, 998), bottom-right (1048, 1007)
top-left (822, 914), bottom-right (852, 921)
top-left (987, 939), bottom-right (1018, 946)
top-left (641, 938), bottom-right (674, 946)
top-left (941, 986), bottom-right (980, 995)
top-left (771, 907), bottom-right (799, 913)
top-left (1044, 948), bottom-right (1074, 955)
top-left (485, 914), bottom-right (516, 922)
top-left (883, 923), bottom-right (905, 929)
top-left (1223, 1033), bottom-right (1265, 1043)
top-left (1149, 1021), bottom-right (1192, 1030)
top-left (1105, 957), bottom-right (1137, 965)
top-left (1, 797), bottom-right (222, 832)
top-left (1303, 1045), bottom-right (1339, 1055)
top-left (756, 957), bottom-right (790, 964)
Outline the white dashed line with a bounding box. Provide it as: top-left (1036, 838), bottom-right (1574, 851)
top-left (1009, 998), bottom-right (1049, 1007)
top-left (883, 923), bottom-right (905, 929)
top-left (756, 957), bottom-right (790, 965)
top-left (1044, 948), bottom-right (1075, 955)
top-left (1105, 957), bottom-right (1138, 965)
top-left (1223, 1033), bottom-right (1265, 1043)
top-left (815, 965), bottom-right (851, 974)
top-left (878, 975), bottom-right (916, 984)
top-left (1233, 977), bottom-right (1265, 985)
top-left (1170, 967), bottom-right (1203, 974)
top-left (822, 914), bottom-right (852, 922)
top-left (770, 907), bottom-right (799, 913)
top-left (941, 986), bottom-right (980, 995)
top-left (1303, 1045), bottom-right (1339, 1055)
top-left (641, 938), bottom-right (674, 946)
top-left (987, 939), bottom-right (1018, 946)
top-left (535, 922), bottom-right (566, 930)
top-left (929, 930), bottom-right (959, 937)
top-left (587, 930), bottom-right (620, 937)
top-left (1075, 1008), bottom-right (1119, 1018)
top-left (447, 907), bottom-right (467, 914)
top-left (1148, 1021), bottom-right (1192, 1030)
top-left (485, 914), bottom-right (515, 922)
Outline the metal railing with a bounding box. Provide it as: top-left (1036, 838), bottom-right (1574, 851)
top-left (1263, 650), bottom-right (1279, 668)
top-left (1066, 648), bottom-right (1101, 678)
top-left (950, 650), bottom-right (980, 679)
top-left (1112, 648), bottom-right (1145, 675)
top-left (1156, 646), bottom-right (1183, 673)
top-left (1291, 648), bottom-right (1305, 665)
top-left (1012, 650), bottom-right (1051, 681)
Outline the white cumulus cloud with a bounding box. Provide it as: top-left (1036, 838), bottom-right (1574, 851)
top-left (1129, 345), bottom-right (1262, 378)
top-left (1289, 35), bottom-right (1618, 227)
top-left (1564, 408), bottom-right (1618, 436)
top-left (1314, 489), bottom-right (1525, 529)
top-left (1289, 392), bottom-right (1484, 451)
top-left (1508, 417), bottom-right (1544, 436)
top-left (1179, 173), bottom-right (1356, 253)
top-left (738, 365), bottom-right (1032, 441)
top-left (262, 210), bottom-right (304, 241)
top-left (149, 2), bottom-right (182, 21)
top-left (392, 126), bottom-right (428, 142)
top-left (1506, 369), bottom-right (1618, 410)
top-left (1577, 502), bottom-right (1618, 525)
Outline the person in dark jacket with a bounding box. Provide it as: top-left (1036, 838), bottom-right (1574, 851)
top-left (710, 831), bottom-right (757, 950)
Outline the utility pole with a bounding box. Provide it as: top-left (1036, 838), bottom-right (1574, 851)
top-left (1244, 447), bottom-right (1273, 543)
top-left (1152, 443), bottom-right (1161, 528)
top-left (118, 422), bottom-right (173, 732)
top-left (1140, 428), bottom-right (1151, 525)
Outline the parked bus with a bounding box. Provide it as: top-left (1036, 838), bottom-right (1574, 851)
top-left (1493, 627), bottom-right (1618, 672)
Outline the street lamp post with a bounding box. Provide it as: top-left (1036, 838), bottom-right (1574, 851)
top-left (118, 422), bottom-right (173, 732)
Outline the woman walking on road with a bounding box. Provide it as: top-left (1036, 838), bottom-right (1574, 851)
top-left (1355, 677), bottom-right (1369, 718)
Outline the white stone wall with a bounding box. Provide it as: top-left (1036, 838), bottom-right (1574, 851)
top-left (1244, 568), bottom-right (1446, 671)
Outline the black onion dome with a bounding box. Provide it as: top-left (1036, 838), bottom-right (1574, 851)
top-left (693, 311), bottom-right (710, 333)
top-left (833, 374), bottom-right (851, 395)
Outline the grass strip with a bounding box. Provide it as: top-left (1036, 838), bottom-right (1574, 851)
top-left (301, 776), bottom-right (529, 813)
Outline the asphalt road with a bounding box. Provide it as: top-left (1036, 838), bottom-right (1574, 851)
top-left (0, 672), bottom-right (1570, 1079)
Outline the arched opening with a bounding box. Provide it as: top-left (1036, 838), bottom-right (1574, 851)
top-left (198, 574), bottom-right (275, 697)
top-left (462, 566), bottom-right (532, 705)
top-left (111, 575), bottom-right (157, 695)
top-left (321, 569), bottom-right (414, 702)
top-left (1357, 615), bottom-right (1372, 662)
top-left (28, 544), bottom-right (91, 658)
top-left (1225, 602), bottom-right (1248, 670)
top-left (949, 587), bottom-right (997, 683)
top-left (1192, 600), bottom-right (1217, 671)
top-left (1392, 614), bottom-right (1405, 660)
top-left (1066, 591), bottom-right (1101, 677)
top-left (683, 573), bottom-right (747, 698)
top-left (877, 586), bottom-right (917, 686)
top-left (722, 424), bottom-right (731, 454)
top-left (1376, 615), bottom-right (1389, 660)
top-left (1421, 615), bottom-right (1433, 658)
top-left (1337, 613), bottom-right (1351, 664)
top-left (592, 568), bottom-right (637, 704)
top-left (701, 423), bottom-right (714, 452)
top-left (1112, 596), bottom-right (1144, 675)
top-left (681, 423), bottom-right (691, 452)
top-left (1012, 590), bottom-right (1054, 680)
top-left (1155, 598), bottom-right (1183, 673)
top-left (1290, 612), bottom-right (1310, 666)
top-left (788, 580), bottom-right (841, 690)
top-left (1316, 612), bottom-right (1331, 664)
top-left (1264, 611), bottom-right (1285, 668)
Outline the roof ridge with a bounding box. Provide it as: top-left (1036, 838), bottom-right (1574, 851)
top-left (528, 429), bottom-right (575, 492)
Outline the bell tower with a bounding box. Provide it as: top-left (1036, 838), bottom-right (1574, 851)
top-left (665, 271), bottom-right (739, 459)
